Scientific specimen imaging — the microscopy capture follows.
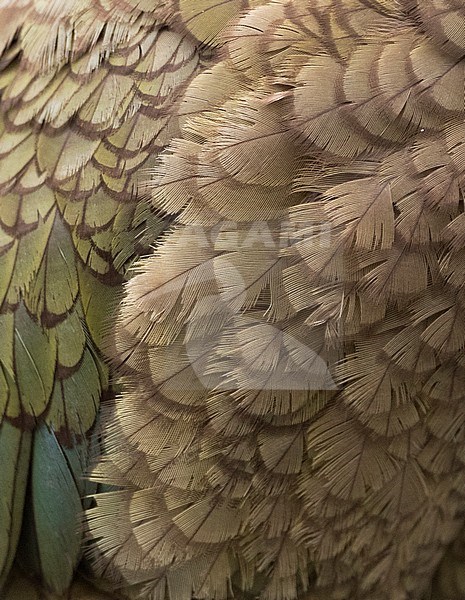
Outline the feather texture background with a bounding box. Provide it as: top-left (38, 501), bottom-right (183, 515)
top-left (87, 1), bottom-right (465, 599)
top-left (2, 0), bottom-right (465, 599)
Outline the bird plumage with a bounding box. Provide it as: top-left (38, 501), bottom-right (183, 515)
top-left (87, 1), bottom-right (465, 598)
top-left (0, 0), bottom-right (202, 594)
top-left (2, 0), bottom-right (465, 599)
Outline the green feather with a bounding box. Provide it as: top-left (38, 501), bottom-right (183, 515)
top-left (14, 303), bottom-right (56, 419)
top-left (18, 423), bottom-right (83, 594)
top-left (0, 422), bottom-right (31, 589)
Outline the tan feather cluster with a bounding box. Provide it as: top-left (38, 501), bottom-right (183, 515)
top-left (88, 1), bottom-right (465, 599)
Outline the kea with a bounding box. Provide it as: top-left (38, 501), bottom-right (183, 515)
top-left (1, 1), bottom-right (465, 599)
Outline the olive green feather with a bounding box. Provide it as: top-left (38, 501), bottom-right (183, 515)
top-left (0, 0), bottom-right (202, 596)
